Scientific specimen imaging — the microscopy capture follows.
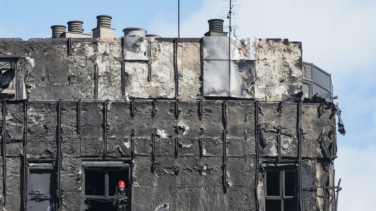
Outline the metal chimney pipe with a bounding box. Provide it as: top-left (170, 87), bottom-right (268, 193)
top-left (96, 15), bottom-right (112, 28)
top-left (208, 19), bottom-right (224, 32)
top-left (67, 20), bottom-right (83, 33)
top-left (51, 25), bottom-right (66, 38)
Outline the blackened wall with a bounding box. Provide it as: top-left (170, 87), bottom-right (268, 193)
top-left (0, 36), bottom-right (338, 211)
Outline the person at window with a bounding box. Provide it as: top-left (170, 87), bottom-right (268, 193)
top-left (113, 180), bottom-right (127, 211)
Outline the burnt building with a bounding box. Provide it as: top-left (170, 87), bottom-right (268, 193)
top-left (0, 16), bottom-right (344, 211)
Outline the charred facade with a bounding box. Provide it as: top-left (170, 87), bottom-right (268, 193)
top-left (0, 17), bottom-right (343, 211)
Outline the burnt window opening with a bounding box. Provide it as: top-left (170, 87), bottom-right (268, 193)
top-left (83, 162), bottom-right (130, 211)
top-left (0, 57), bottom-right (18, 100)
top-left (265, 169), bottom-right (297, 211)
top-left (27, 162), bottom-right (55, 211)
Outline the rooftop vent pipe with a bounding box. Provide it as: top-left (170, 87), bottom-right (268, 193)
top-left (204, 19), bottom-right (227, 36)
top-left (123, 27), bottom-right (146, 37)
top-left (208, 19), bottom-right (224, 32)
top-left (96, 15), bottom-right (112, 28)
top-left (67, 20), bottom-right (83, 33)
top-left (51, 25), bottom-right (66, 38)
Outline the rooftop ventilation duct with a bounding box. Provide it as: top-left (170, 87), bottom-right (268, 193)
top-left (204, 19), bottom-right (227, 37)
top-left (51, 25), bottom-right (66, 38)
top-left (96, 15), bottom-right (112, 28)
top-left (93, 15), bottom-right (115, 39)
top-left (123, 27), bottom-right (146, 37)
top-left (67, 20), bottom-right (84, 33)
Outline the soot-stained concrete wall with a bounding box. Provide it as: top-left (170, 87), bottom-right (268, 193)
top-left (0, 100), bottom-right (337, 211)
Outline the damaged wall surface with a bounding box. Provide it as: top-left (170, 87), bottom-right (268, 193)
top-left (0, 34), bottom-right (341, 211)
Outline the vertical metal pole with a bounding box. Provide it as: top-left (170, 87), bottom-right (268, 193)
top-left (2, 101), bottom-right (7, 205)
top-left (94, 64), bottom-right (99, 100)
top-left (175, 137), bottom-right (179, 159)
top-left (297, 101), bottom-right (304, 210)
top-left (228, 0), bottom-right (232, 95)
top-left (178, 0), bottom-right (180, 38)
top-left (77, 99), bottom-right (81, 134)
top-left (104, 100), bottom-right (108, 158)
top-left (56, 100), bottom-right (62, 209)
top-left (174, 39), bottom-right (179, 99)
top-left (23, 100), bottom-right (28, 209)
top-left (277, 126), bottom-right (281, 162)
top-left (67, 38), bottom-right (72, 56)
top-left (121, 61), bottom-right (125, 98)
top-left (151, 130), bottom-right (156, 173)
top-left (130, 130), bottom-right (135, 186)
top-left (255, 101), bottom-right (260, 211)
top-left (222, 101), bottom-right (227, 193)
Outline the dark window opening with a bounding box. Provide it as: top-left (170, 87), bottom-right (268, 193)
top-left (266, 171), bottom-right (280, 196)
top-left (27, 163), bottom-right (55, 211)
top-left (284, 171), bottom-right (295, 196)
top-left (0, 58), bottom-right (17, 100)
top-left (265, 169), bottom-right (297, 211)
top-left (266, 200), bottom-right (281, 211)
top-left (85, 170), bottom-right (105, 196)
top-left (83, 163), bottom-right (130, 211)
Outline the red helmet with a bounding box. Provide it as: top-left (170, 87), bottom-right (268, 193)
top-left (118, 180), bottom-right (126, 188)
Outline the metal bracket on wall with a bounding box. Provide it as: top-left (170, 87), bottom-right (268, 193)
top-left (254, 101), bottom-right (260, 211)
top-left (94, 64), bottom-right (99, 100)
top-left (199, 136), bottom-right (203, 158)
top-left (131, 130), bottom-right (135, 161)
top-left (77, 99), bottom-right (81, 134)
top-left (175, 137), bottom-right (179, 159)
top-left (334, 178), bottom-right (342, 211)
top-left (151, 129), bottom-right (156, 173)
top-left (2, 101), bottom-right (7, 205)
top-left (152, 99), bottom-right (156, 118)
top-left (321, 172), bottom-right (330, 210)
top-left (297, 101), bottom-right (304, 211)
top-left (257, 125), bottom-right (266, 147)
top-left (57, 100), bottom-right (62, 209)
top-left (277, 126), bottom-right (282, 162)
top-left (130, 129), bottom-right (135, 184)
top-left (198, 100), bottom-right (203, 120)
top-left (222, 100), bottom-right (228, 193)
top-left (103, 100), bottom-right (109, 158)
top-left (222, 101), bottom-right (227, 131)
top-left (121, 61), bottom-right (126, 98)
top-left (277, 101), bottom-right (284, 114)
top-left (174, 100), bottom-right (179, 119)
top-left (318, 102), bottom-right (325, 117)
top-left (130, 99), bottom-right (135, 118)
top-left (147, 60), bottom-right (152, 82)
top-left (173, 38), bottom-right (179, 98)
top-left (222, 130), bottom-right (228, 193)
top-left (22, 100), bottom-right (28, 209)
top-left (67, 38), bottom-right (72, 56)
top-left (317, 131), bottom-right (334, 162)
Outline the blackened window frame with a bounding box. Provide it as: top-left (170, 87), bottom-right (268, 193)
top-left (26, 162), bottom-right (56, 211)
top-left (264, 167), bottom-right (298, 211)
top-left (82, 161), bottom-right (130, 211)
top-left (0, 55), bottom-right (20, 100)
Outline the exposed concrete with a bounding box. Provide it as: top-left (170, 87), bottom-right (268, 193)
top-left (255, 38), bottom-right (302, 101)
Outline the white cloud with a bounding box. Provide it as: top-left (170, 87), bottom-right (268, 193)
top-left (335, 145), bottom-right (376, 211)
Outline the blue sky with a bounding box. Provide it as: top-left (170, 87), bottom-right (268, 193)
top-left (1, 0), bottom-right (375, 210)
